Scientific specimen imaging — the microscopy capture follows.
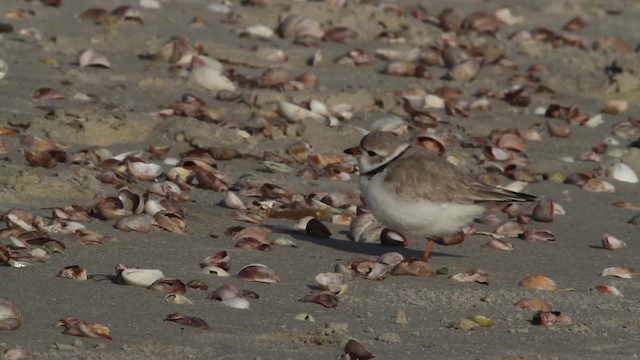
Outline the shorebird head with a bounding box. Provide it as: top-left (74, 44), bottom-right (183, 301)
top-left (344, 131), bottom-right (410, 175)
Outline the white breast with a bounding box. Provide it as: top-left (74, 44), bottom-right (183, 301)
top-left (360, 172), bottom-right (485, 237)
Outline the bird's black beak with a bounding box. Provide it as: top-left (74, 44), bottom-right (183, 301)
top-left (343, 147), bottom-right (361, 155)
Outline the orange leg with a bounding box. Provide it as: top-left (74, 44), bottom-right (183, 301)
top-left (421, 238), bottom-right (435, 262)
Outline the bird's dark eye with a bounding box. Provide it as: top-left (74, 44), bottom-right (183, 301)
top-left (366, 150), bottom-right (377, 157)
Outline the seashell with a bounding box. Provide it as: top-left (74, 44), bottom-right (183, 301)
top-left (115, 214), bottom-right (156, 232)
top-left (482, 239), bottom-right (514, 251)
top-left (242, 25), bottom-right (274, 38)
top-left (591, 285), bottom-right (623, 297)
top-left (208, 284), bottom-right (241, 301)
top-left (603, 100), bottom-right (628, 114)
top-left (232, 227), bottom-right (270, 244)
top-left (531, 311), bottom-right (572, 326)
top-left (531, 198), bottom-right (555, 222)
top-left (495, 8), bottom-right (524, 25)
top-left (601, 266), bottom-right (640, 279)
top-left (608, 163), bottom-right (638, 183)
top-left (323, 26), bottom-right (358, 43)
top-left (442, 47), bottom-right (471, 68)
top-left (57, 265), bottom-right (88, 281)
top-left (494, 221), bottom-right (524, 238)
top-left (521, 228), bottom-right (556, 242)
top-left (375, 48), bottom-right (420, 62)
top-left (221, 192), bottom-right (244, 210)
top-left (462, 11), bottom-right (501, 34)
top-left (390, 258), bottom-right (436, 277)
top-left (581, 178), bottom-right (615, 193)
top-left (237, 264), bottom-right (280, 283)
top-left (2, 347), bottom-right (33, 360)
top-left (384, 61), bottom-right (416, 76)
top-left (201, 266), bottom-right (230, 277)
top-left (563, 15), bottom-right (585, 31)
top-left (546, 120), bottom-right (570, 138)
top-left (514, 298), bottom-right (552, 312)
top-left (447, 60), bottom-right (480, 82)
top-left (164, 313), bottom-right (210, 329)
top-left (449, 269), bottom-right (489, 284)
top-left (0, 298), bottom-right (22, 330)
top-left (271, 237), bottom-right (297, 247)
top-left (186, 280), bottom-right (208, 291)
top-left (126, 161), bottom-right (163, 181)
top-left (294, 313), bottom-right (315, 322)
top-left (200, 250), bottom-right (231, 270)
top-left (601, 233), bottom-right (627, 250)
top-left (299, 290), bottom-right (338, 308)
top-left (584, 114), bottom-right (603, 128)
top-left (188, 61), bottom-right (235, 93)
top-left (287, 142), bottom-right (312, 162)
top-left (263, 161), bottom-right (293, 174)
top-left (149, 278), bottom-right (187, 294)
top-left (344, 339), bottom-right (374, 360)
top-left (0, 59), bottom-right (8, 80)
top-left (377, 252), bottom-right (405, 266)
top-left (306, 218), bottom-right (331, 238)
top-left (276, 15), bottom-right (324, 40)
top-left (315, 272), bottom-right (350, 294)
top-left (76, 48), bottom-right (111, 68)
top-left (165, 293), bottom-right (194, 305)
top-left (519, 274), bottom-right (558, 290)
top-left (379, 228), bottom-right (407, 247)
top-left (278, 101), bottom-right (325, 123)
top-left (33, 87), bottom-right (65, 100)
top-left (57, 318), bottom-right (112, 340)
top-left (121, 268), bottom-right (165, 288)
top-left (221, 297), bottom-right (250, 310)
top-left (154, 211), bottom-right (187, 233)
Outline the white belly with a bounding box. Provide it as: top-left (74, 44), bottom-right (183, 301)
top-left (361, 174), bottom-right (485, 237)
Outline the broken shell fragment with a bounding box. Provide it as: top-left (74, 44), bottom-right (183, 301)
top-left (76, 48), bottom-right (111, 68)
top-left (344, 339), bottom-right (374, 360)
top-left (221, 297), bottom-right (250, 310)
top-left (294, 313), bottom-right (315, 322)
top-left (0, 298), bottom-right (22, 330)
top-left (57, 265), bottom-right (88, 281)
top-left (148, 278), bottom-right (187, 294)
top-left (482, 239), bottom-right (513, 251)
top-left (165, 293), bottom-right (194, 305)
top-left (390, 258), bottom-right (436, 277)
top-left (380, 228), bottom-right (407, 247)
top-left (514, 298), bottom-right (553, 312)
top-left (449, 269), bottom-right (489, 284)
top-left (315, 272), bottom-right (350, 294)
top-left (300, 290), bottom-right (338, 308)
top-left (531, 311), bottom-right (572, 326)
top-left (377, 252), bottom-right (405, 266)
top-left (601, 266), bottom-right (640, 279)
top-left (591, 285), bottom-right (623, 297)
top-left (601, 233), bottom-right (627, 250)
top-left (56, 317), bottom-right (112, 340)
top-left (154, 211), bottom-right (187, 233)
top-left (608, 163), bottom-right (638, 183)
top-left (237, 264), bottom-right (280, 283)
top-left (519, 274), bottom-right (558, 290)
top-left (201, 266), bottom-right (230, 277)
top-left (121, 268), bottom-right (165, 288)
top-left (200, 250), bottom-right (231, 270)
top-left (164, 313), bottom-right (210, 330)
top-left (581, 178), bottom-right (615, 193)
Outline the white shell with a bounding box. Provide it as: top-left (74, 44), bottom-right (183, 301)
top-left (201, 266), bottom-right (230, 277)
top-left (584, 114), bottom-right (604, 128)
top-left (223, 192), bottom-right (245, 209)
top-left (374, 48), bottom-right (420, 62)
top-left (244, 25), bottom-right (274, 38)
top-left (144, 199), bottom-right (165, 215)
top-left (221, 297), bottom-right (250, 309)
top-left (423, 94), bottom-right (445, 109)
top-left (165, 293), bottom-right (193, 305)
top-left (188, 67), bottom-right (235, 92)
top-left (0, 59), bottom-right (8, 80)
top-left (121, 268), bottom-right (165, 287)
top-left (601, 233), bottom-right (627, 250)
top-left (278, 101), bottom-right (325, 123)
top-left (77, 48), bottom-right (111, 68)
top-left (609, 163), bottom-right (638, 183)
top-left (294, 313), bottom-right (315, 322)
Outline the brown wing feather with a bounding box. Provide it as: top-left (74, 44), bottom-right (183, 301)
top-left (383, 152), bottom-right (535, 203)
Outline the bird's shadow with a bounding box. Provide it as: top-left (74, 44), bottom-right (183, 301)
top-left (276, 227), bottom-right (465, 260)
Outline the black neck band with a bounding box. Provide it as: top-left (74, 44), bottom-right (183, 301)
top-left (360, 146), bottom-right (409, 178)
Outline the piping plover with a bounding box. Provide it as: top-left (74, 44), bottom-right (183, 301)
top-left (345, 131), bottom-right (536, 261)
